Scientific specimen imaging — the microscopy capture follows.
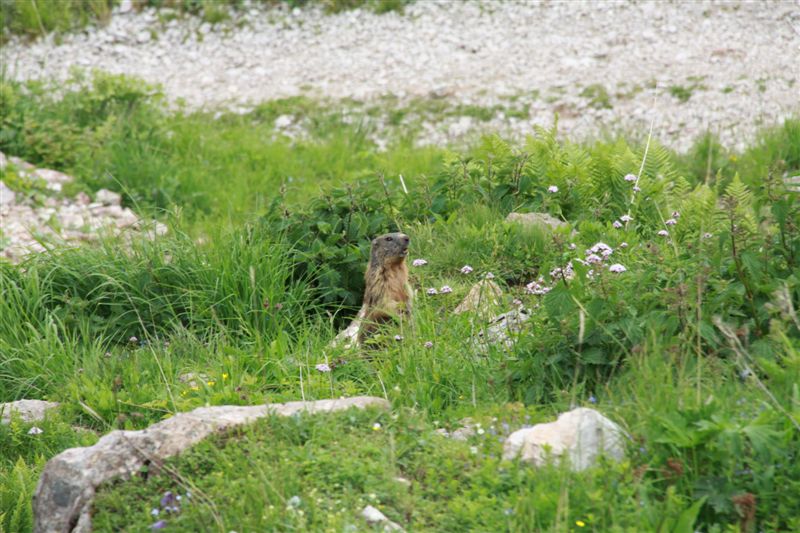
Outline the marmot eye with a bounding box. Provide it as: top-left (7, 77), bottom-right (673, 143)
top-left (385, 236), bottom-right (393, 241)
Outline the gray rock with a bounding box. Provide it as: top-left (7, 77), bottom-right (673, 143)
top-left (32, 168), bottom-right (72, 192)
top-left (361, 505), bottom-right (405, 532)
top-left (0, 181), bottom-right (16, 207)
top-left (502, 407), bottom-right (626, 471)
top-left (505, 212), bottom-right (567, 231)
top-left (34, 396), bottom-right (390, 533)
top-left (454, 280), bottom-right (503, 315)
top-left (473, 307), bottom-right (531, 352)
top-left (1, 400), bottom-right (60, 424)
top-left (94, 189), bottom-right (122, 206)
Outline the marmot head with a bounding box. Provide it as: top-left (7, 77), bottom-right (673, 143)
top-left (370, 232), bottom-right (410, 266)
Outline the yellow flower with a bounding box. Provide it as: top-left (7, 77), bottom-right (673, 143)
top-left (190, 386), bottom-right (199, 391)
top-left (222, 373), bottom-right (229, 380)
top-left (207, 380), bottom-right (215, 386)
top-left (576, 520), bottom-right (586, 527)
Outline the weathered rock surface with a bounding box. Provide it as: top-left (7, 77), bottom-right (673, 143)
top-left (330, 305), bottom-right (367, 349)
top-left (505, 212), bottom-right (567, 231)
top-left (0, 400), bottom-right (60, 424)
top-left (473, 307), bottom-right (531, 352)
top-left (502, 407), bottom-right (626, 471)
top-left (454, 280), bottom-right (503, 315)
top-left (0, 152), bottom-right (166, 263)
top-left (361, 505), bottom-right (405, 532)
top-left (33, 396), bottom-right (390, 533)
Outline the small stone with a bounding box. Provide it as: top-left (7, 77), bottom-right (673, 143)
top-left (1, 400), bottom-right (60, 424)
top-left (0, 181), bottom-right (16, 207)
top-left (505, 212), bottom-right (567, 231)
top-left (361, 505), bottom-right (404, 531)
top-left (95, 189), bottom-right (122, 206)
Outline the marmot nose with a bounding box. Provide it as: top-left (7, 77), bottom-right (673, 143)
top-left (401, 235), bottom-right (410, 244)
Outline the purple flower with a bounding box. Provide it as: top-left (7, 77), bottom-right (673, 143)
top-left (620, 214), bottom-right (633, 222)
top-left (315, 363), bottom-right (331, 373)
top-left (426, 287), bottom-right (438, 295)
top-left (608, 263), bottom-right (627, 273)
top-left (671, 211), bottom-right (680, 218)
top-left (547, 185), bottom-right (559, 193)
top-left (633, 186), bottom-right (641, 192)
top-left (512, 298), bottom-right (523, 307)
top-left (613, 220), bottom-right (623, 229)
top-left (150, 521), bottom-right (167, 530)
top-left (588, 395), bottom-right (597, 404)
top-left (440, 285), bottom-right (453, 294)
top-left (460, 265), bottom-right (474, 274)
top-left (588, 242), bottom-right (613, 257)
top-left (424, 341), bottom-right (433, 348)
top-left (586, 253), bottom-right (603, 264)
top-left (151, 509), bottom-right (160, 517)
top-left (525, 280), bottom-right (551, 295)
top-left (624, 174), bottom-right (637, 182)
top-left (658, 229), bottom-right (669, 237)
top-left (619, 242), bottom-right (628, 248)
top-left (412, 258), bottom-right (428, 267)
top-left (665, 218), bottom-right (677, 226)
top-left (394, 335), bottom-right (403, 341)
top-left (28, 426), bottom-right (43, 435)
top-left (160, 492), bottom-right (175, 508)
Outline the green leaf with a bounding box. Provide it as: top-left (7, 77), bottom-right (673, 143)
top-left (672, 496), bottom-right (707, 533)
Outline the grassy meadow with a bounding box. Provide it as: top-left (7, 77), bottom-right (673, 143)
top-left (1, 73), bottom-right (799, 532)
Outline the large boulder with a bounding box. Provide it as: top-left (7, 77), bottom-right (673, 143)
top-left (33, 396), bottom-right (390, 533)
top-left (0, 400), bottom-right (60, 424)
top-left (502, 407), bottom-right (626, 471)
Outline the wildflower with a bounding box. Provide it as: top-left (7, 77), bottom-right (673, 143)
top-left (372, 423), bottom-right (382, 431)
top-left (469, 446), bottom-right (478, 455)
top-left (624, 173), bottom-right (637, 182)
top-left (503, 508), bottom-right (514, 516)
top-left (151, 509), bottom-right (160, 517)
top-left (222, 373), bottom-right (229, 380)
top-left (585, 253), bottom-right (603, 264)
top-left (525, 280), bottom-right (551, 295)
top-left (619, 241), bottom-right (628, 248)
top-left (207, 381), bottom-right (215, 386)
top-left (315, 363), bottom-right (331, 373)
top-left (28, 426), bottom-right (43, 435)
top-left (440, 285), bottom-right (453, 294)
top-left (287, 495), bottom-right (301, 508)
top-left (129, 336), bottom-right (139, 344)
top-left (547, 185), bottom-right (559, 193)
top-left (665, 218), bottom-right (677, 226)
top-left (620, 214), bottom-right (633, 222)
top-left (512, 298), bottom-right (523, 306)
top-left (588, 242), bottom-right (613, 257)
top-left (460, 265), bottom-right (474, 274)
top-left (161, 492), bottom-right (176, 508)
top-left (412, 258), bottom-right (428, 267)
top-left (588, 395), bottom-right (597, 404)
top-left (274, 303), bottom-right (283, 311)
top-left (424, 341), bottom-right (434, 348)
top-left (633, 185), bottom-right (641, 192)
top-left (150, 521), bottom-right (167, 530)
top-left (608, 263), bottom-right (627, 273)
top-left (658, 229), bottom-right (669, 237)
top-left (485, 272), bottom-right (495, 279)
top-left (550, 263), bottom-right (574, 280)
top-left (477, 428), bottom-right (485, 435)
top-left (426, 287), bottom-right (438, 295)
top-left (703, 232), bottom-right (713, 239)
top-left (576, 520), bottom-right (586, 527)
top-left (671, 211), bottom-right (680, 218)
top-left (612, 220), bottom-right (623, 229)
top-left (568, 243), bottom-right (577, 250)
top-left (394, 335), bottom-right (403, 341)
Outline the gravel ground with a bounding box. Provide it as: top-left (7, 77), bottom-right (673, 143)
top-left (3, 0), bottom-right (800, 151)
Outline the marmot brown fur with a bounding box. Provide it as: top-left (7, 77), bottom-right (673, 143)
top-left (358, 232), bottom-right (413, 343)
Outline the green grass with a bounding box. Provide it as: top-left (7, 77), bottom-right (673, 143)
top-left (1, 72), bottom-right (799, 532)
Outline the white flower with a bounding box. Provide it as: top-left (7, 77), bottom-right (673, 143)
top-left (424, 341), bottom-right (433, 348)
top-left (440, 285), bottom-right (453, 294)
top-left (658, 229), bottom-right (669, 237)
top-left (151, 509), bottom-right (160, 517)
top-left (485, 272), bottom-right (495, 279)
top-left (460, 265), bottom-right (474, 274)
top-left (315, 363), bottom-right (331, 373)
top-left (512, 298), bottom-right (523, 306)
top-left (28, 426), bottom-right (43, 435)
top-left (608, 263), bottom-right (627, 273)
top-left (620, 214), bottom-right (633, 222)
top-left (671, 211), bottom-right (680, 218)
top-left (426, 287), bottom-right (438, 295)
top-left (568, 243), bottom-right (577, 250)
top-left (613, 220), bottom-right (623, 229)
top-left (525, 280), bottom-right (551, 295)
top-left (585, 253), bottom-right (603, 264)
top-left (477, 428), bottom-right (485, 435)
top-left (703, 232), bottom-right (713, 239)
top-left (470, 446), bottom-right (479, 455)
top-left (550, 263), bottom-right (575, 280)
top-left (412, 258), bottom-right (428, 267)
top-left (129, 336), bottom-right (138, 343)
top-left (624, 173), bottom-right (637, 182)
top-left (619, 242), bottom-right (628, 248)
top-left (394, 335), bottom-right (403, 341)
top-left (588, 242), bottom-right (613, 257)
top-left (287, 496), bottom-right (301, 508)
top-left (633, 186), bottom-right (641, 192)
top-left (372, 423), bottom-right (382, 431)
top-left (665, 218), bottom-right (677, 226)
top-left (547, 185), bottom-right (559, 193)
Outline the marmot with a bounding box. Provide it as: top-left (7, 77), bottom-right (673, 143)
top-left (358, 232), bottom-right (413, 343)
